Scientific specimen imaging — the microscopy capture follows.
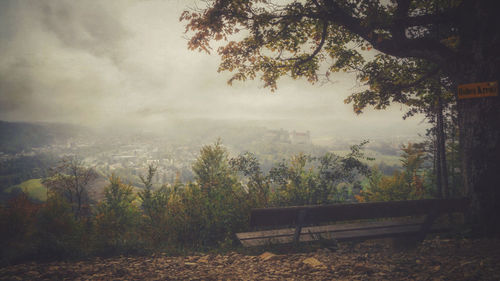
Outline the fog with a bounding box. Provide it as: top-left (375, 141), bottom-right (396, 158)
top-left (0, 0), bottom-right (428, 139)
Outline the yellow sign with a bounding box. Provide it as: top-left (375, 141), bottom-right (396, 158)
top-left (458, 81), bottom-right (498, 99)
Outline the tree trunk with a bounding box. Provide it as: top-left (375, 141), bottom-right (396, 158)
top-left (453, 0), bottom-right (500, 234)
top-left (436, 95), bottom-right (449, 198)
top-left (447, 117), bottom-right (460, 197)
top-left (457, 80), bottom-right (500, 236)
top-left (435, 130), bottom-right (443, 199)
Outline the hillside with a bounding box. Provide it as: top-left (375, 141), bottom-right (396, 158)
top-left (0, 121), bottom-right (85, 154)
top-left (0, 153), bottom-right (58, 190)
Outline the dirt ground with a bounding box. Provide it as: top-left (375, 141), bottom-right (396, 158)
top-left (1, 238), bottom-right (500, 280)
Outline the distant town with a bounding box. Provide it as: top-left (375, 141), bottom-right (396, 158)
top-left (0, 120), bottom-right (420, 191)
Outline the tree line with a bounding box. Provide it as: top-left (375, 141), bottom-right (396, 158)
top-left (1, 139), bottom-right (457, 264)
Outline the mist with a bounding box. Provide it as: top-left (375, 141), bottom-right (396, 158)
top-left (0, 0), bottom-right (428, 139)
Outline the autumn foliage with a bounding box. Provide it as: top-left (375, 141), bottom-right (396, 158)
top-left (355, 143), bottom-right (431, 203)
top-left (1, 141), bottom-right (437, 264)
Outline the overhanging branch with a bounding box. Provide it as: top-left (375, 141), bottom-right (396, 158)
top-left (317, 0), bottom-right (457, 65)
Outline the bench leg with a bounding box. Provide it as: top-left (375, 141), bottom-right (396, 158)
top-left (419, 211), bottom-right (439, 241)
top-left (293, 225), bottom-right (303, 245)
top-left (394, 212), bottom-right (439, 249)
top-left (293, 210), bottom-right (307, 245)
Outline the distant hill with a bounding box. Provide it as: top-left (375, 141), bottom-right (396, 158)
top-left (0, 120), bottom-right (86, 153)
top-left (0, 153), bottom-right (59, 190)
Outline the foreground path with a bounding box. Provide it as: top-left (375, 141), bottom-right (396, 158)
top-left (2, 238), bottom-right (500, 280)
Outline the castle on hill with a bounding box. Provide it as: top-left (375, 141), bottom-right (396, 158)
top-left (263, 129), bottom-right (311, 144)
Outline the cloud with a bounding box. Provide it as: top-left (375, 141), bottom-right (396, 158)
top-left (0, 0), bottom-right (428, 137)
top-left (0, 0), bottom-right (130, 125)
top-left (38, 1), bottom-right (130, 61)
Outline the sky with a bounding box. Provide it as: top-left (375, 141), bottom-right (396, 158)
top-left (0, 0), bottom-right (428, 138)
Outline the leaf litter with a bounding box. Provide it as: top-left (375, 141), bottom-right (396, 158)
top-left (1, 237), bottom-right (499, 280)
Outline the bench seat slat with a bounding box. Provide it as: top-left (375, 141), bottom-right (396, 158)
top-left (238, 198), bottom-right (469, 247)
top-left (250, 198), bottom-right (469, 227)
top-left (237, 219), bottom-right (424, 240)
top-left (237, 219), bottom-right (426, 246)
top-left (238, 224), bottom-right (424, 247)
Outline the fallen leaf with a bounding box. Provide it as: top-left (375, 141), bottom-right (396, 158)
top-left (353, 263), bottom-right (375, 274)
top-left (259, 252), bottom-right (277, 261)
top-left (302, 257), bottom-right (326, 269)
top-left (198, 256), bottom-right (210, 263)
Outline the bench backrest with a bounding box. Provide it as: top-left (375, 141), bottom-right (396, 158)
top-left (250, 198), bottom-right (470, 227)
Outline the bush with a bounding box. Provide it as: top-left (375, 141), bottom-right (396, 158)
top-left (94, 174), bottom-right (141, 255)
top-left (170, 141), bottom-right (252, 248)
top-left (269, 144), bottom-right (369, 206)
top-left (0, 194), bottom-right (40, 264)
top-left (35, 194), bottom-right (88, 259)
top-left (356, 143), bottom-right (432, 202)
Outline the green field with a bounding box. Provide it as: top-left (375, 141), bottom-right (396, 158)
top-left (5, 178), bottom-right (47, 202)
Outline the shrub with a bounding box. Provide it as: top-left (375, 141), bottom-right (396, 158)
top-left (269, 144), bottom-right (369, 206)
top-left (35, 194), bottom-right (87, 259)
top-left (356, 143), bottom-right (431, 202)
top-left (94, 174), bottom-right (141, 255)
top-left (0, 193), bottom-right (40, 264)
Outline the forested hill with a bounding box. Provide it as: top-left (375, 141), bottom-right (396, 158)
top-left (0, 121), bottom-right (84, 153)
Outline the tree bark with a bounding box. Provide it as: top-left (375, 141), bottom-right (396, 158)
top-left (457, 79), bottom-right (500, 236)
top-left (436, 94), bottom-right (449, 198)
top-left (435, 130), bottom-right (443, 199)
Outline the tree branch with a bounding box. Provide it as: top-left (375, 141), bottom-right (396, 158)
top-left (394, 66), bottom-right (441, 91)
top-left (319, 0), bottom-right (457, 64)
top-left (282, 20), bottom-right (328, 67)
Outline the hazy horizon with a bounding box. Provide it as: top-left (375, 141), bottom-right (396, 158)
top-left (0, 0), bottom-right (429, 139)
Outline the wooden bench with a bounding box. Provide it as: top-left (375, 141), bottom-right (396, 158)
top-left (236, 198), bottom-right (469, 247)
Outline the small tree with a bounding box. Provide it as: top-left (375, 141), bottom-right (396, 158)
top-left (269, 143), bottom-right (370, 206)
top-left (138, 164), bottom-right (157, 222)
top-left (188, 140), bottom-right (248, 246)
top-left (230, 151), bottom-right (270, 207)
top-left (36, 193), bottom-right (84, 259)
top-left (94, 174), bottom-right (139, 253)
top-left (0, 193), bottom-right (40, 263)
top-left (42, 156), bottom-right (97, 220)
top-left (192, 139), bottom-right (235, 194)
top-left (357, 143), bottom-right (430, 202)
top-left (138, 165), bottom-right (171, 246)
